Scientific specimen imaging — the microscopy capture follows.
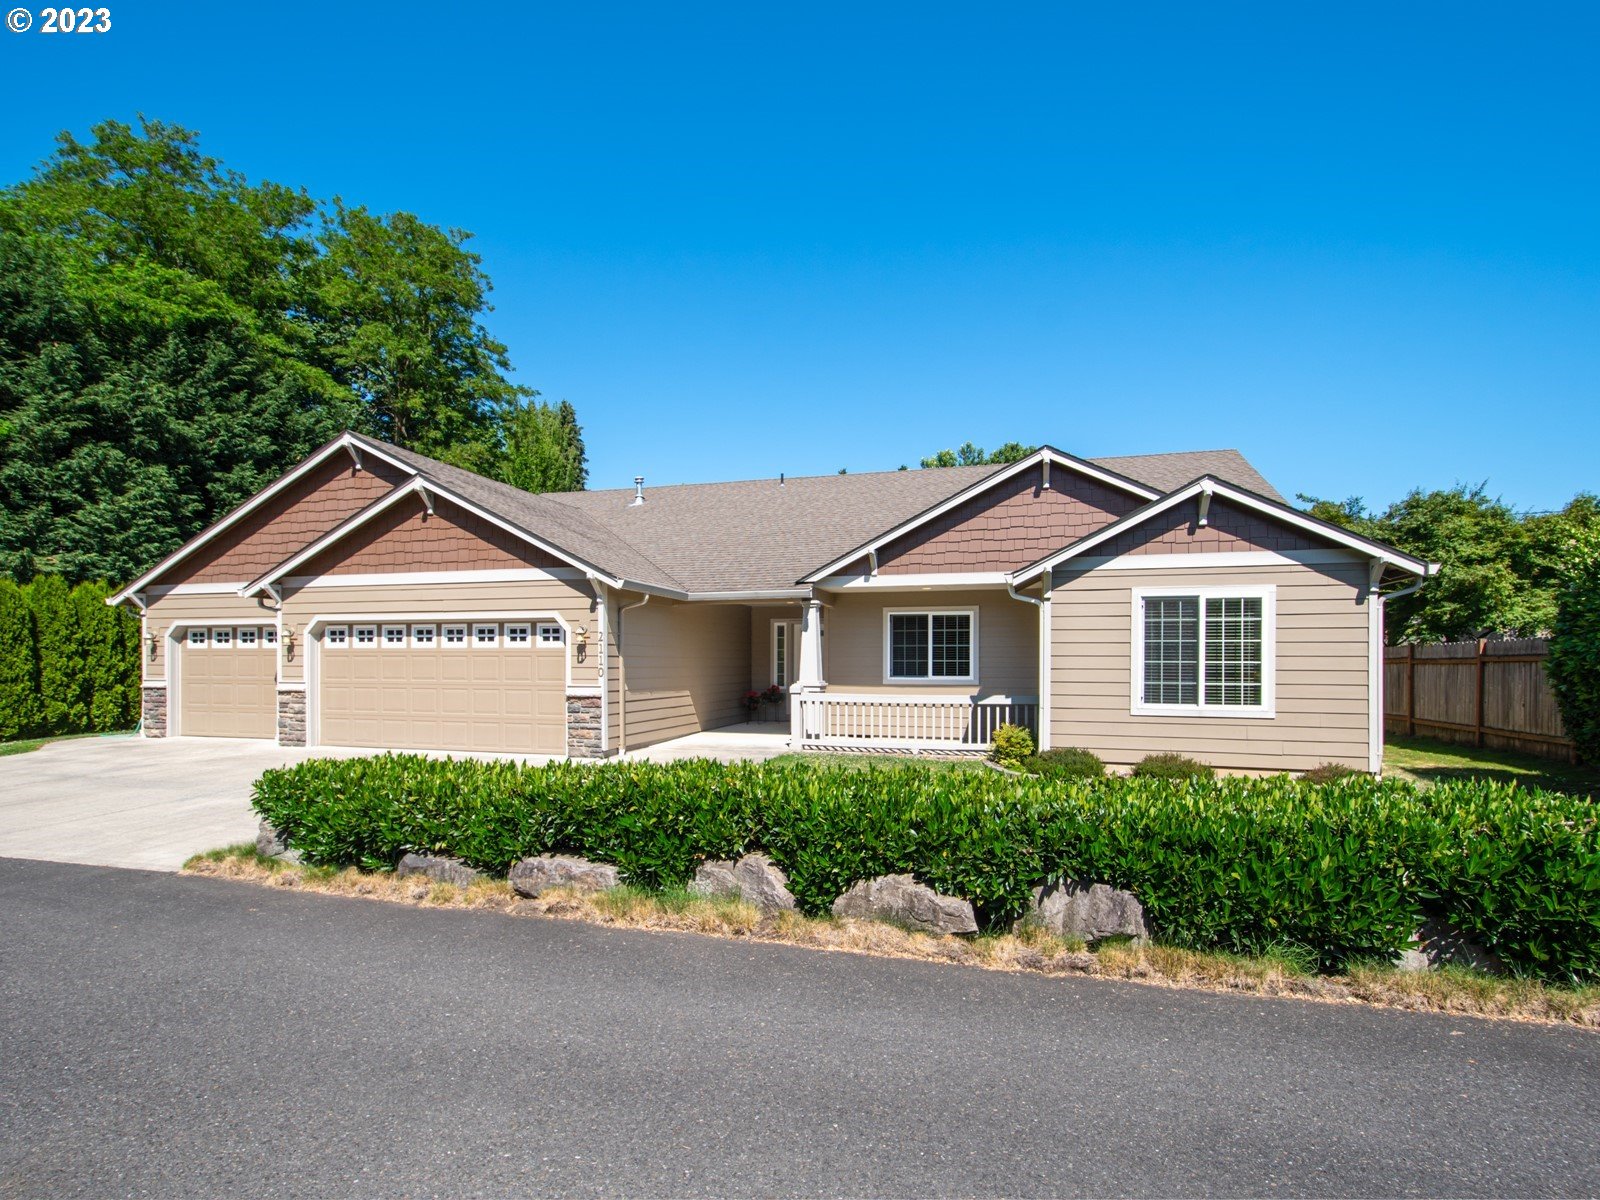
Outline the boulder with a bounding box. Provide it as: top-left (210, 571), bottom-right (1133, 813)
top-left (1019, 878), bottom-right (1147, 944)
top-left (689, 853), bottom-right (797, 912)
top-left (395, 853), bottom-right (483, 890)
top-left (255, 820), bottom-right (300, 864)
top-left (1394, 919), bottom-right (1503, 974)
top-left (831, 874), bottom-right (978, 935)
top-left (509, 854), bottom-right (620, 898)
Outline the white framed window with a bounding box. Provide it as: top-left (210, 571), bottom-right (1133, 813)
top-left (237, 627), bottom-right (259, 648)
top-left (1131, 586), bottom-right (1276, 718)
top-left (382, 625), bottom-right (406, 647)
top-left (353, 625), bottom-right (377, 649)
top-left (325, 625), bottom-right (349, 648)
top-left (212, 627), bottom-right (233, 649)
top-left (411, 624), bottom-right (436, 648)
top-left (442, 624), bottom-right (467, 646)
top-left (262, 627), bottom-right (278, 647)
top-left (187, 627), bottom-right (208, 649)
top-left (536, 623), bottom-right (564, 648)
top-left (473, 623), bottom-right (499, 648)
top-left (883, 608), bottom-right (978, 684)
top-left (504, 623), bottom-right (532, 647)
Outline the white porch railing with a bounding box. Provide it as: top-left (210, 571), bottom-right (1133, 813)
top-left (795, 692), bottom-right (1039, 751)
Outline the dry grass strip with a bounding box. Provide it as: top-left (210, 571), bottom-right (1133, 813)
top-left (184, 848), bottom-right (1599, 1029)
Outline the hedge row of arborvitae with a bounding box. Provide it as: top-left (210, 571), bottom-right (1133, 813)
top-left (0, 576), bottom-right (141, 740)
top-left (253, 756), bottom-right (1600, 982)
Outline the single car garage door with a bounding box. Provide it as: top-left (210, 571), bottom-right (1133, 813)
top-left (318, 620), bottom-right (567, 754)
top-left (179, 625), bottom-right (278, 738)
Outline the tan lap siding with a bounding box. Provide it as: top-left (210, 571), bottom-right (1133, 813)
top-left (620, 602), bottom-right (752, 750)
top-left (1049, 559), bottom-right (1373, 772)
top-left (823, 589), bottom-right (1038, 697)
top-left (750, 603), bottom-right (803, 691)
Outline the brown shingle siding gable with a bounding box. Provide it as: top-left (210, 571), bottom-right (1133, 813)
top-left (166, 454), bottom-right (410, 585)
top-left (294, 492), bottom-right (566, 577)
top-left (876, 465), bottom-right (1146, 574)
top-left (1093, 496), bottom-right (1326, 558)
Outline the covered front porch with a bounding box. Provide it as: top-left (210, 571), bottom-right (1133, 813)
top-left (749, 586), bottom-right (1043, 754)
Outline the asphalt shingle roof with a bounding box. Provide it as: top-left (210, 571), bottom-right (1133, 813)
top-left (354, 435), bottom-right (1283, 594)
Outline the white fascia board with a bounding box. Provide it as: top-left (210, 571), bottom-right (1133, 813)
top-left (684, 588), bottom-right (811, 602)
top-left (814, 572), bottom-right (1010, 590)
top-left (1053, 548), bottom-right (1367, 573)
top-left (285, 567), bottom-right (588, 589)
top-left (110, 433), bottom-right (413, 607)
top-left (1008, 478), bottom-right (1435, 585)
top-left (798, 448), bottom-right (1160, 584)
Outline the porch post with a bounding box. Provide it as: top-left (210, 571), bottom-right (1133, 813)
top-left (791, 597), bottom-right (825, 745)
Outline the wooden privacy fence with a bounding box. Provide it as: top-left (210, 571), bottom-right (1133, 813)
top-left (1384, 638), bottom-right (1575, 761)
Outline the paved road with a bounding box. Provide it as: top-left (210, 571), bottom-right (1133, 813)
top-left (2, 859), bottom-right (1595, 1198)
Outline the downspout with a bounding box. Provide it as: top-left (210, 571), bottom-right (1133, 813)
top-left (616, 592), bottom-right (652, 756)
top-left (1008, 579), bottom-right (1048, 750)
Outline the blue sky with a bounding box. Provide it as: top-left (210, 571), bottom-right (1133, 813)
top-left (2, 2), bottom-right (1595, 510)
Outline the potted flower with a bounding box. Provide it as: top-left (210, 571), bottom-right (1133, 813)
top-left (761, 683), bottom-right (785, 721)
top-left (741, 690), bottom-right (763, 722)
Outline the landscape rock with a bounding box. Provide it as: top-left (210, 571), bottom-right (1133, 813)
top-left (395, 853), bottom-right (483, 890)
top-left (1394, 919), bottom-right (1503, 974)
top-left (1019, 878), bottom-right (1148, 944)
top-left (689, 853), bottom-right (797, 912)
top-left (509, 854), bottom-right (620, 898)
top-left (255, 820), bottom-right (301, 865)
top-left (831, 874), bottom-right (978, 935)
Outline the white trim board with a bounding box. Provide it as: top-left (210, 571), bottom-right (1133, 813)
top-left (815, 572), bottom-right (1011, 590)
top-left (1055, 548), bottom-right (1367, 574)
top-left (800, 448), bottom-right (1159, 584)
top-left (147, 582), bottom-right (252, 597)
top-left (283, 566), bottom-right (589, 589)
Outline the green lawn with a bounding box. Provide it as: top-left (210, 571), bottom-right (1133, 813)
top-left (0, 731), bottom-right (135, 757)
top-left (1384, 735), bottom-right (1597, 798)
top-left (767, 752), bottom-right (989, 772)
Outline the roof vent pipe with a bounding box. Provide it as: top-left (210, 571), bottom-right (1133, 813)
top-left (631, 476), bottom-right (645, 506)
top-left (780, 472), bottom-right (785, 487)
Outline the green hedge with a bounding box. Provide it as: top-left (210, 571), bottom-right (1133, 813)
top-left (251, 756), bottom-right (1600, 981)
top-left (0, 575), bottom-right (139, 741)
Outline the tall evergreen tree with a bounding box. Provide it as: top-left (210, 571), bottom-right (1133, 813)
top-left (501, 397), bottom-right (589, 494)
top-left (0, 577), bottom-right (39, 739)
top-left (27, 574), bottom-right (84, 734)
top-left (73, 579), bottom-right (138, 731)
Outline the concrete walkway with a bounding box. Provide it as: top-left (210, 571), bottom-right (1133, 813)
top-left (0, 736), bottom-right (371, 872)
top-left (625, 721), bottom-right (792, 762)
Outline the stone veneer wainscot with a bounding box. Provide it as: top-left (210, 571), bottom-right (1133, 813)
top-left (566, 694), bottom-right (602, 758)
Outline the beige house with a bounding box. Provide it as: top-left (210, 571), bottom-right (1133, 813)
top-left (110, 433), bottom-right (1433, 773)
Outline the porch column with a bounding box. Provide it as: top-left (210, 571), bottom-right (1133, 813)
top-left (791, 598), bottom-right (825, 745)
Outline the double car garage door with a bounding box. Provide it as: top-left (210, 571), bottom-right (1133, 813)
top-left (318, 620), bottom-right (567, 754)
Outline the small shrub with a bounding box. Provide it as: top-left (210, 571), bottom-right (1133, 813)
top-left (989, 723), bottom-right (1034, 768)
top-left (1020, 747), bottom-right (1105, 780)
top-left (1548, 525), bottom-right (1600, 763)
top-left (1131, 753), bottom-right (1215, 780)
top-left (1300, 763), bottom-right (1359, 784)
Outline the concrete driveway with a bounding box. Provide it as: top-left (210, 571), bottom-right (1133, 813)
top-left (0, 736), bottom-right (364, 872)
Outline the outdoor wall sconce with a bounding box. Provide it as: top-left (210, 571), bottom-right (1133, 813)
top-left (283, 629), bottom-right (296, 659)
top-left (574, 623), bottom-right (588, 663)
top-left (147, 634), bottom-right (159, 661)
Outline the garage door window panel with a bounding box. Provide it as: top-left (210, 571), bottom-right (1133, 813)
top-left (353, 625), bottom-right (377, 648)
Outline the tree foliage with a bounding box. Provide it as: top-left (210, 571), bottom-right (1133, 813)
top-left (501, 398), bottom-right (588, 494)
top-left (0, 575), bottom-right (135, 739)
top-left (1300, 485), bottom-right (1600, 642)
top-left (0, 117), bottom-right (565, 585)
top-left (1547, 525), bottom-right (1600, 762)
top-left (919, 440), bottom-right (1036, 468)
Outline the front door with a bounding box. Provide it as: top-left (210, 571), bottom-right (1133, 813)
top-left (771, 619), bottom-right (801, 694)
